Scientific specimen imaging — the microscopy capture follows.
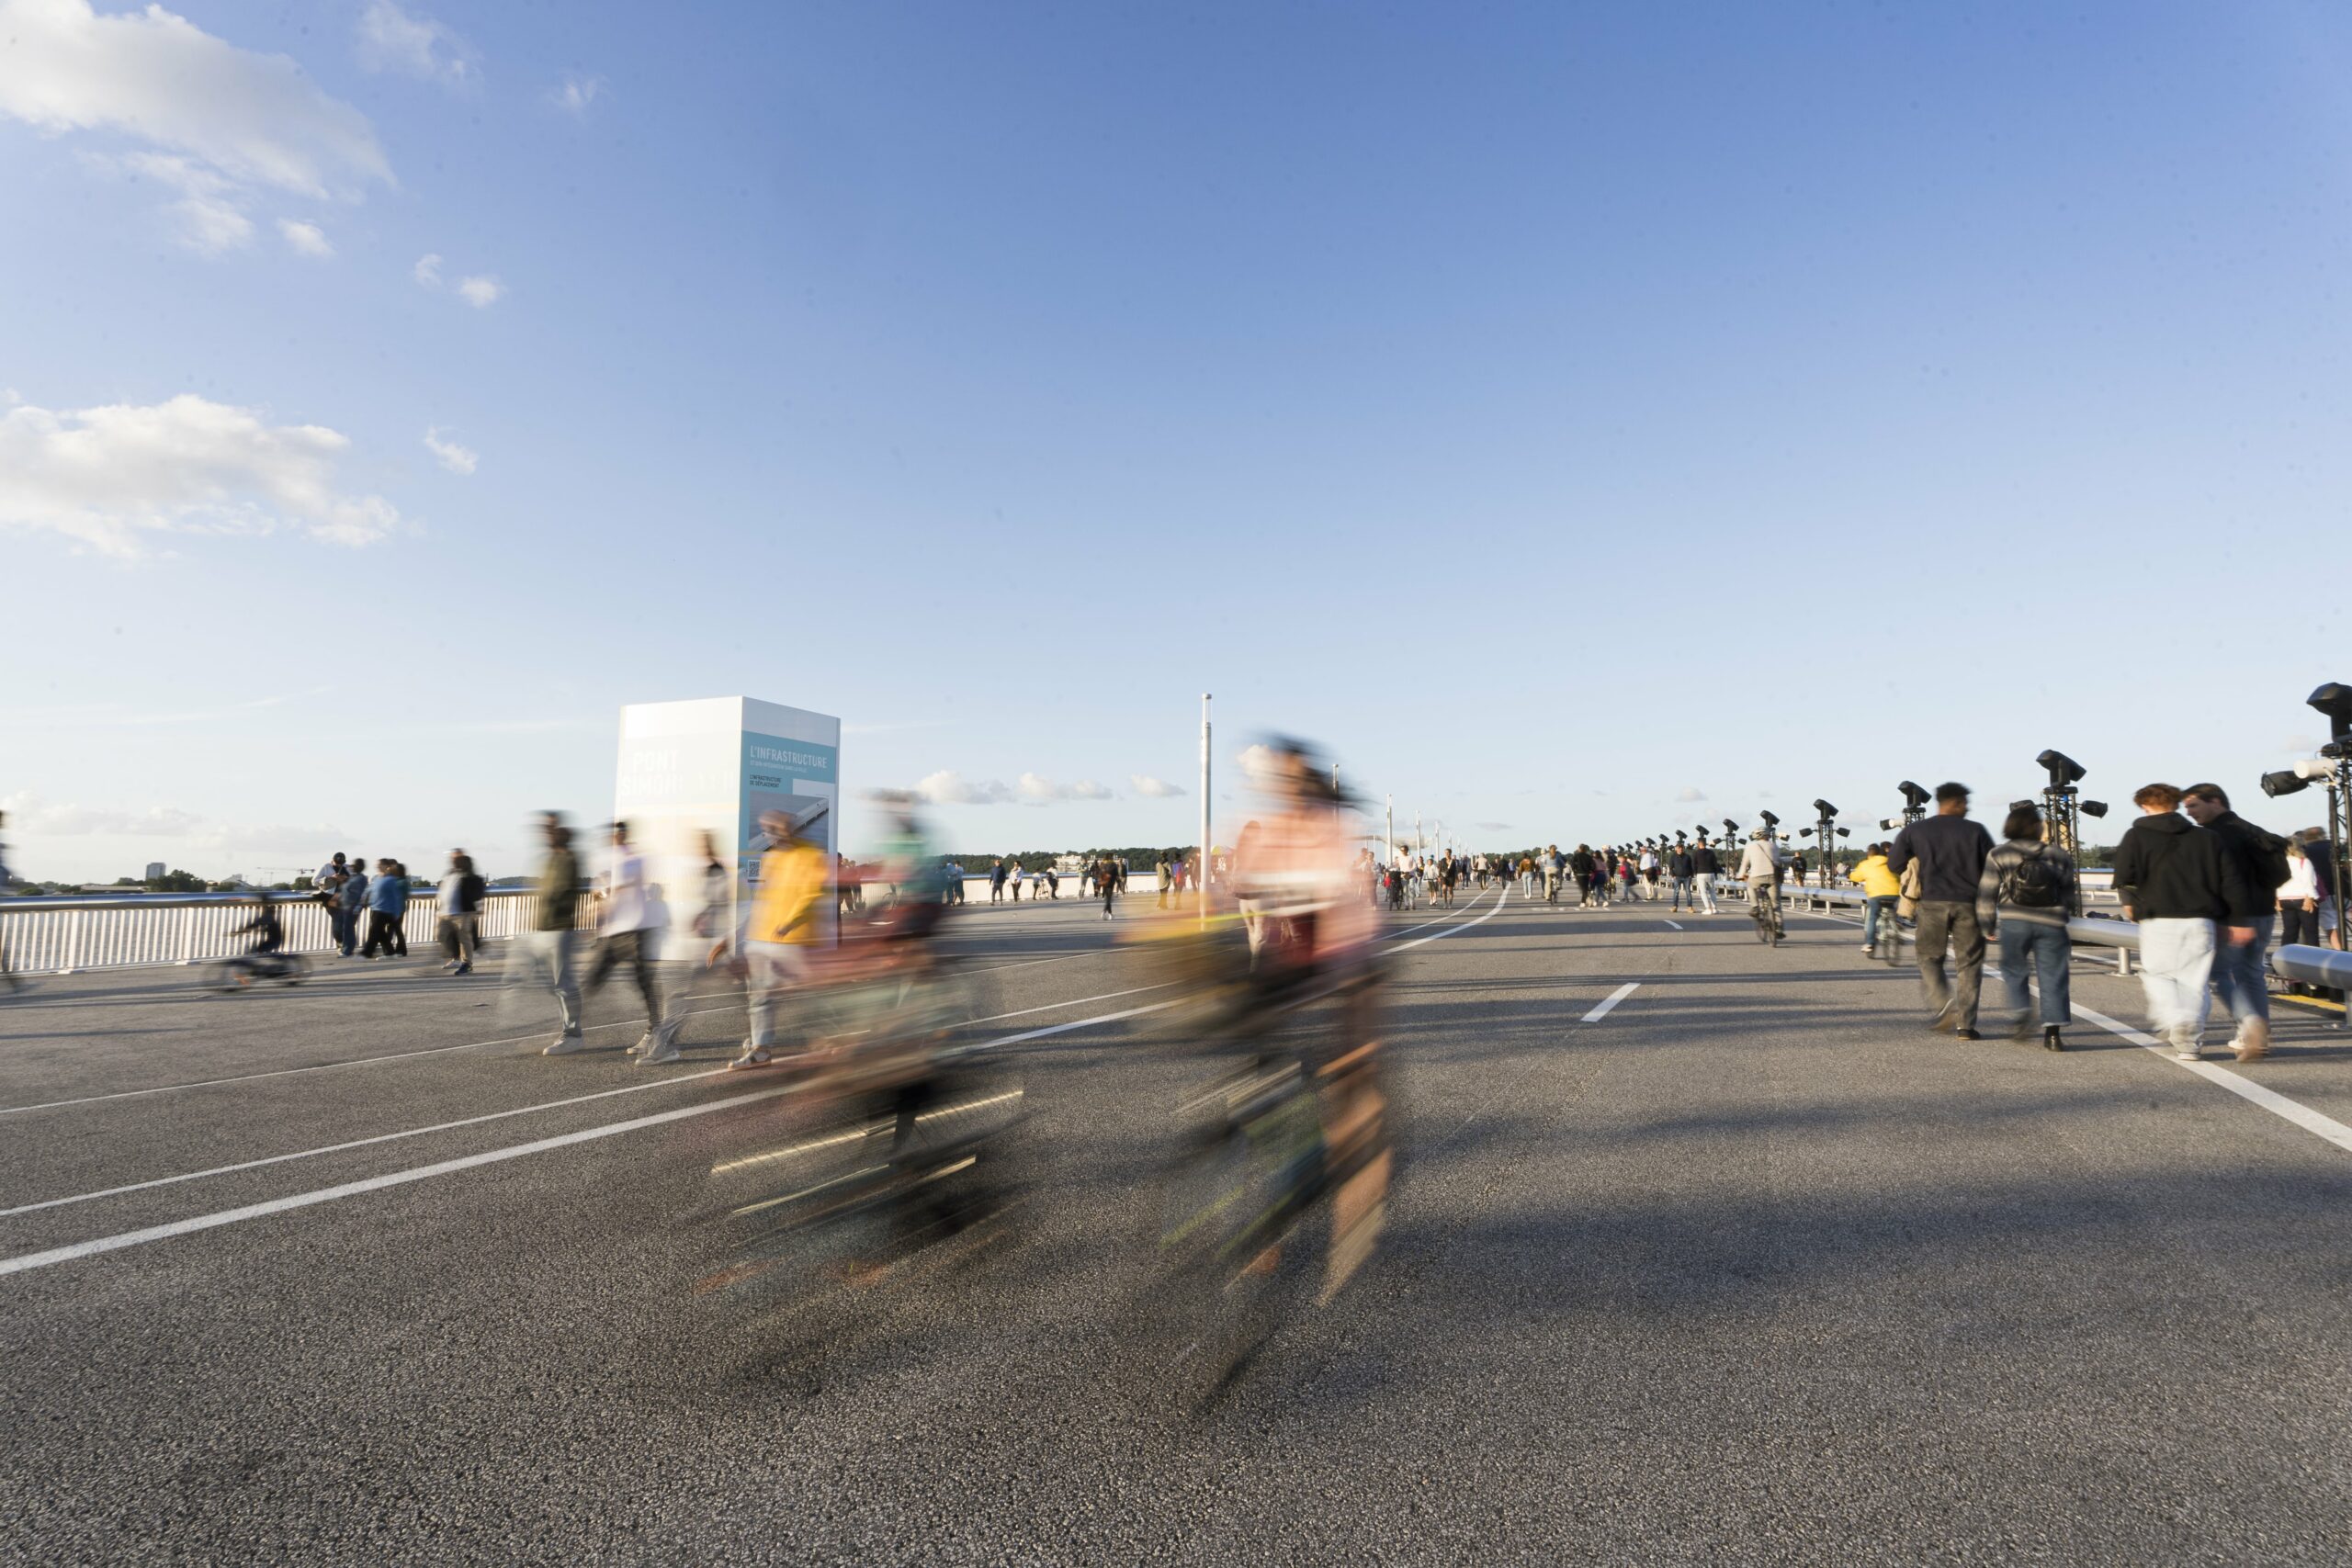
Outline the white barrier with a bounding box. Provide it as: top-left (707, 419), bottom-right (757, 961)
top-left (0, 890), bottom-right (572, 975)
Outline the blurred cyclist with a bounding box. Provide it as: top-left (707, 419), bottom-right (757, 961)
top-left (732, 807), bottom-right (830, 1069)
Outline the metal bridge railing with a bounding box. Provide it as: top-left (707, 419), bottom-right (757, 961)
top-left (0, 890), bottom-right (587, 975)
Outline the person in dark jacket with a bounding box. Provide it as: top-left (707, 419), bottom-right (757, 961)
top-left (1667, 844), bottom-right (1695, 912)
top-left (1888, 782), bottom-right (1995, 1038)
top-left (437, 849), bottom-right (486, 975)
top-left (1976, 803), bottom-right (2075, 1051)
top-left (2182, 784), bottom-right (2279, 1061)
top-left (2112, 783), bottom-right (2255, 1062)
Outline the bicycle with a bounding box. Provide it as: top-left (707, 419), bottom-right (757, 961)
top-left (688, 955), bottom-right (1026, 1312)
top-left (1748, 880), bottom-right (1783, 945)
top-left (1126, 920), bottom-right (1393, 1408)
top-left (201, 951), bottom-right (313, 991)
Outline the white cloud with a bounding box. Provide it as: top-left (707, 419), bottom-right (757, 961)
top-left (0, 791), bottom-right (200, 837)
top-left (1675, 786), bottom-right (1708, 802)
top-left (1130, 774), bottom-right (1186, 797)
top-left (355, 0), bottom-right (476, 87)
top-left (0, 393), bottom-right (401, 558)
top-left (1014, 773), bottom-right (1115, 804)
top-left (1474, 820), bottom-right (1512, 831)
top-left (913, 771), bottom-right (1012, 807)
top-left (1237, 744), bottom-right (1278, 784)
top-left (1, 791), bottom-right (345, 854)
top-left (550, 73), bottom-right (605, 115)
top-left (277, 217), bottom-right (333, 257)
top-left (412, 252), bottom-right (443, 287)
top-left (0, 0), bottom-right (391, 246)
top-left (457, 274), bottom-right (503, 308)
top-left (423, 426), bottom-right (477, 475)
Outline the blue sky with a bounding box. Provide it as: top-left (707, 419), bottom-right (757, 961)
top-left (5, 0), bottom-right (2351, 880)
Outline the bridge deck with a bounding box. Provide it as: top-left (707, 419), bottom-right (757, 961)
top-left (6, 892), bottom-right (2351, 1563)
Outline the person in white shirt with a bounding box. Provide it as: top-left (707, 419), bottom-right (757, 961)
top-left (586, 819), bottom-right (665, 1052)
top-left (1638, 847), bottom-right (1660, 900)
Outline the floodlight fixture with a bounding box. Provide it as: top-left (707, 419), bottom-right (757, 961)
top-left (2036, 750), bottom-right (2086, 789)
top-left (1897, 781), bottom-right (1930, 807)
top-left (1812, 798), bottom-right (1838, 817)
top-left (2080, 800), bottom-right (2107, 818)
top-left (2310, 682), bottom-right (2352, 742)
top-left (2263, 770), bottom-right (2309, 799)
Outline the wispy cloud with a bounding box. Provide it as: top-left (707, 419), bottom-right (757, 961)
top-left (423, 426), bottom-right (478, 475)
top-left (0, 394), bottom-right (399, 558)
top-left (1131, 773), bottom-right (1185, 797)
top-left (914, 771), bottom-right (1012, 806)
top-left (412, 253), bottom-right (443, 288)
top-left (1474, 820), bottom-right (1511, 831)
top-left (356, 0), bottom-right (477, 88)
top-left (1675, 786), bottom-right (1708, 802)
top-left (550, 73), bottom-right (605, 115)
top-left (1, 0), bottom-right (390, 251)
top-left (457, 274), bottom-right (503, 308)
top-left (1016, 773), bottom-right (1114, 804)
top-left (277, 218), bottom-right (333, 257)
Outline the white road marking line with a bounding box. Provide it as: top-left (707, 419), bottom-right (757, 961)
top-left (1581, 983), bottom-right (1640, 1022)
top-left (0, 966), bottom-right (1169, 1118)
top-left (1381, 887), bottom-right (1496, 942)
top-left (1392, 886), bottom-right (1510, 952)
top-left (1663, 919), bottom-right (1683, 931)
top-left (0, 1000), bottom-right (1171, 1279)
top-left (0, 984), bottom-right (1182, 1217)
top-left (2068, 1004), bottom-right (2352, 1156)
top-left (0, 1070), bottom-right (734, 1218)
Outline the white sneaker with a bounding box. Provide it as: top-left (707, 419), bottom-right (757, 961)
top-left (626, 1032), bottom-right (654, 1055)
top-left (543, 1033), bottom-right (587, 1056)
top-left (639, 1040), bottom-right (681, 1066)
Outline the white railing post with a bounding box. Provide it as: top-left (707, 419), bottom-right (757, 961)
top-left (176, 906), bottom-right (195, 964)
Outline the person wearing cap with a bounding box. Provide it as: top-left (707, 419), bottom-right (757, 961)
top-left (1887, 782), bottom-right (1996, 1040)
top-left (732, 807), bottom-right (831, 1068)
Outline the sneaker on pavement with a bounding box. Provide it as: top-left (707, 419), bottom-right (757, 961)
top-left (2233, 1018), bottom-right (2271, 1063)
top-left (729, 1045), bottom-right (773, 1070)
top-left (639, 1041), bottom-right (682, 1066)
top-left (543, 1033), bottom-right (587, 1056)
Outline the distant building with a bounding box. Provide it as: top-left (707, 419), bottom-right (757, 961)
top-left (145, 862), bottom-right (165, 881)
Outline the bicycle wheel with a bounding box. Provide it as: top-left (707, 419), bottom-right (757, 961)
top-left (1136, 1061), bottom-right (1326, 1409)
top-left (278, 953), bottom-right (313, 986)
top-left (201, 960), bottom-right (249, 994)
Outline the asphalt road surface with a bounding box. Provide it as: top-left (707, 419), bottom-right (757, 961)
top-left (7, 887), bottom-right (2352, 1564)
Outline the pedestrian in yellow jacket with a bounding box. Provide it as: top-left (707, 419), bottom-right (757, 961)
top-left (1849, 844), bottom-right (1903, 954)
top-left (734, 809), bottom-right (831, 1069)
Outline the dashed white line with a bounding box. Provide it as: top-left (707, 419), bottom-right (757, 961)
top-left (1581, 983), bottom-right (1640, 1022)
top-left (1663, 919), bottom-right (1683, 931)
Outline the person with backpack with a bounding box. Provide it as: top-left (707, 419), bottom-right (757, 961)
top-left (1976, 804), bottom-right (2076, 1051)
top-left (2183, 783), bottom-right (2285, 1061)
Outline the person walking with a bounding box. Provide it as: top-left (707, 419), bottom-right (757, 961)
top-left (530, 817), bottom-right (589, 1054)
top-left (989, 858), bottom-right (1007, 905)
top-left (436, 850), bottom-right (485, 974)
top-left (2183, 784), bottom-right (2287, 1062)
top-left (0, 810), bottom-right (20, 995)
top-left (1096, 852), bottom-right (1121, 919)
top-left (335, 852), bottom-right (368, 956)
top-left (2277, 834), bottom-right (2326, 995)
top-left (1690, 837), bottom-right (1722, 915)
top-left (1849, 841), bottom-right (1902, 954)
top-left (1156, 855), bottom-right (1172, 908)
top-left (1887, 783), bottom-right (1995, 1039)
top-left (2112, 783), bottom-right (2254, 1063)
top-left (586, 820), bottom-right (664, 1053)
top-left (360, 858), bottom-right (407, 959)
top-left (639, 831), bottom-right (733, 1066)
top-left (733, 808), bottom-right (828, 1069)
top-left (1977, 804), bottom-right (2075, 1050)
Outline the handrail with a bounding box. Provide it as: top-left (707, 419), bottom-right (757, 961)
top-left (0, 888), bottom-right (585, 975)
top-left (2271, 944), bottom-right (2352, 991)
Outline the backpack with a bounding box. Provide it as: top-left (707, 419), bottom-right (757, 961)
top-left (1999, 846), bottom-right (2067, 908)
top-left (2246, 828), bottom-right (2290, 895)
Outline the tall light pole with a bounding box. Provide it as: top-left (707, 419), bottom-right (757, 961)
top-left (1198, 694), bottom-right (1212, 928)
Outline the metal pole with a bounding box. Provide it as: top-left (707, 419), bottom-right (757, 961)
top-left (1199, 694), bottom-right (1211, 929)
top-left (1386, 795), bottom-right (1394, 865)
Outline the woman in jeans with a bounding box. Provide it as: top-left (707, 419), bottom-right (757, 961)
top-left (1976, 803), bottom-right (2077, 1051)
